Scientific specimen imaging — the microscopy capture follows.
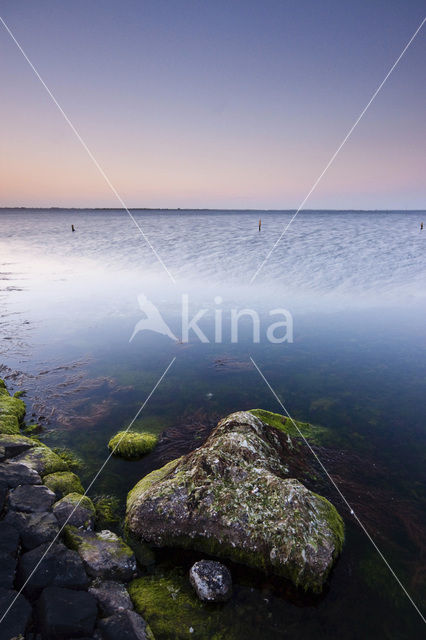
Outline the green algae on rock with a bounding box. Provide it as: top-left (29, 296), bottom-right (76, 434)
top-left (128, 571), bottom-right (234, 640)
top-left (0, 380), bottom-right (26, 435)
top-left (108, 430), bottom-right (158, 460)
top-left (43, 471), bottom-right (85, 499)
top-left (64, 525), bottom-right (137, 581)
top-left (53, 492), bottom-right (96, 529)
top-left (13, 442), bottom-right (68, 477)
top-left (93, 494), bottom-right (121, 528)
top-left (249, 409), bottom-right (331, 445)
top-left (126, 411), bottom-right (344, 592)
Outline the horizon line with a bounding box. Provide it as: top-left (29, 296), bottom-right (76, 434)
top-left (0, 206), bottom-right (425, 213)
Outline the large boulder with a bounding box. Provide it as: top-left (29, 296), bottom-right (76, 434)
top-left (126, 411), bottom-right (344, 592)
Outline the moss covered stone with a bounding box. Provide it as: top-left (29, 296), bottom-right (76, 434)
top-left (53, 492), bottom-right (95, 529)
top-left (249, 409), bottom-right (331, 445)
top-left (128, 571), bottom-right (234, 640)
top-left (13, 443), bottom-right (68, 477)
top-left (63, 526), bottom-right (137, 581)
top-left (126, 411), bottom-right (344, 592)
top-left (43, 471), bottom-right (84, 499)
top-left (108, 431), bottom-right (158, 460)
top-left (0, 382), bottom-right (26, 435)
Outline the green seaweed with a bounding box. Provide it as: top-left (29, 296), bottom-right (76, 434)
top-left (108, 430), bottom-right (158, 460)
top-left (249, 409), bottom-right (331, 445)
top-left (0, 383), bottom-right (26, 435)
top-left (52, 447), bottom-right (82, 470)
top-left (93, 494), bottom-right (121, 528)
top-left (128, 571), bottom-right (235, 640)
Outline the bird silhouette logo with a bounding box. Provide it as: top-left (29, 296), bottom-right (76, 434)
top-left (129, 294), bottom-right (179, 343)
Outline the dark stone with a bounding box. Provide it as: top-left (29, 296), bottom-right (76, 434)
top-left (0, 587), bottom-right (32, 639)
top-left (0, 479), bottom-right (7, 511)
top-left (66, 529), bottom-right (137, 582)
top-left (189, 559), bottom-right (232, 602)
top-left (0, 434), bottom-right (35, 458)
top-left (97, 610), bottom-right (151, 640)
top-left (0, 461), bottom-right (42, 487)
top-left (36, 586), bottom-right (97, 639)
top-left (4, 510), bottom-right (59, 550)
top-left (8, 483), bottom-right (56, 513)
top-left (16, 542), bottom-right (88, 599)
top-left (0, 552), bottom-right (17, 589)
top-left (0, 520), bottom-right (20, 556)
top-left (0, 445), bottom-right (5, 462)
top-left (89, 579), bottom-right (133, 617)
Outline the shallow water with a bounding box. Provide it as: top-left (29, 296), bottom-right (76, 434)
top-left (0, 209), bottom-right (425, 638)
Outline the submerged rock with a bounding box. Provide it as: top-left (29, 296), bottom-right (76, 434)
top-left (108, 430), bottom-right (158, 460)
top-left (64, 527), bottom-right (137, 582)
top-left (126, 411), bottom-right (344, 592)
top-left (53, 492), bottom-right (95, 529)
top-left (189, 560), bottom-right (232, 602)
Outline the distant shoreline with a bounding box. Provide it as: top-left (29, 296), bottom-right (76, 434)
top-left (0, 207), bottom-right (424, 213)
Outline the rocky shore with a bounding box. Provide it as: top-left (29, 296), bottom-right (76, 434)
top-left (0, 380), bottom-right (154, 640)
top-left (0, 379), bottom-right (344, 639)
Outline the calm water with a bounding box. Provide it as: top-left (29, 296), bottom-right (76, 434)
top-left (0, 209), bottom-right (425, 638)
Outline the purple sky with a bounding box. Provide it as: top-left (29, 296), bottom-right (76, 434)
top-left (0, 0), bottom-right (425, 209)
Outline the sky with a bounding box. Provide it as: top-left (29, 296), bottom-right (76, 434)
top-left (0, 0), bottom-right (425, 210)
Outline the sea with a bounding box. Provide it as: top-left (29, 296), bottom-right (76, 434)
top-left (0, 208), bottom-right (425, 639)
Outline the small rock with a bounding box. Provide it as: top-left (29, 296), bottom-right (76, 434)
top-left (53, 492), bottom-right (95, 530)
top-left (36, 586), bottom-right (97, 639)
top-left (89, 579), bottom-right (133, 617)
top-left (97, 610), bottom-right (152, 640)
top-left (13, 445), bottom-right (67, 477)
top-left (0, 553), bottom-right (17, 589)
top-left (0, 433), bottom-right (36, 459)
top-left (0, 587), bottom-right (32, 638)
top-left (4, 510), bottom-right (59, 550)
top-left (0, 461), bottom-right (42, 487)
top-left (43, 471), bottom-right (84, 499)
top-left (8, 483), bottom-right (56, 513)
top-left (65, 528), bottom-right (137, 582)
top-left (0, 520), bottom-right (20, 556)
top-left (189, 560), bottom-right (232, 602)
top-left (16, 542), bottom-right (88, 599)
